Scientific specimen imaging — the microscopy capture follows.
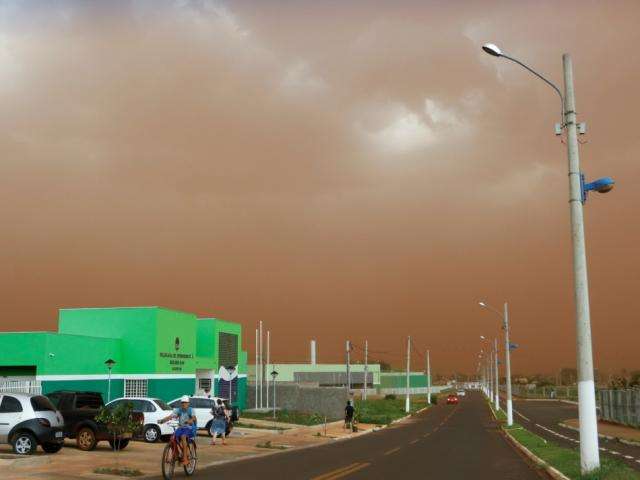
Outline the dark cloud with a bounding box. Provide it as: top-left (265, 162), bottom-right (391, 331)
top-left (1, 0), bottom-right (639, 374)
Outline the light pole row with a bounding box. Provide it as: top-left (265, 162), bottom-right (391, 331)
top-left (479, 302), bottom-right (513, 426)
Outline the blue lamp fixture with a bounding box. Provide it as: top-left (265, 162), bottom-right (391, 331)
top-left (581, 174), bottom-right (615, 203)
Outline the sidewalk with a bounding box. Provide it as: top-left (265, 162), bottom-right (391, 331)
top-left (0, 420), bottom-right (380, 479)
top-left (562, 418), bottom-right (640, 445)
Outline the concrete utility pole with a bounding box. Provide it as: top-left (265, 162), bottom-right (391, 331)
top-left (255, 328), bottom-right (258, 409)
top-left (481, 43), bottom-right (608, 474)
top-left (489, 349), bottom-right (493, 402)
top-left (405, 336), bottom-right (411, 413)
top-left (503, 303), bottom-right (513, 426)
top-left (259, 321), bottom-right (263, 409)
top-left (363, 340), bottom-right (368, 401)
top-left (494, 338), bottom-right (500, 412)
top-left (426, 349), bottom-right (431, 405)
top-left (345, 340), bottom-right (351, 394)
top-left (564, 53), bottom-right (600, 472)
top-left (266, 330), bottom-right (270, 409)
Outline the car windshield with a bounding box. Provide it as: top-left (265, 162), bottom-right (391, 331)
top-left (31, 395), bottom-right (56, 412)
top-left (154, 399), bottom-right (172, 411)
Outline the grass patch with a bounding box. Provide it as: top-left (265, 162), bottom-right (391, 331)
top-left (488, 401), bottom-right (639, 479)
top-left (355, 395), bottom-right (429, 425)
top-left (255, 440), bottom-right (288, 450)
top-left (242, 409), bottom-right (326, 426)
top-left (94, 467), bottom-right (143, 477)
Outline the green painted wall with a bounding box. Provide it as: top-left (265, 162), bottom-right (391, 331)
top-left (148, 378), bottom-right (196, 402)
top-left (155, 309), bottom-right (197, 374)
top-left (59, 307), bottom-right (157, 374)
top-left (380, 372), bottom-right (429, 388)
top-left (249, 363), bottom-right (382, 386)
top-left (0, 332), bottom-right (121, 376)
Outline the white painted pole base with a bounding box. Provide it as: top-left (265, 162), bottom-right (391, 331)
top-left (427, 393), bottom-right (431, 405)
top-left (506, 399), bottom-right (513, 426)
top-left (494, 394), bottom-right (500, 412)
top-left (578, 380), bottom-right (600, 473)
top-left (405, 396), bottom-right (410, 413)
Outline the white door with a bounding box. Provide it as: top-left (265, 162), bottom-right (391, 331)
top-left (0, 395), bottom-right (23, 443)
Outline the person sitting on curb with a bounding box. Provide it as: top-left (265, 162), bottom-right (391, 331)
top-left (210, 398), bottom-right (229, 446)
top-left (159, 396), bottom-right (196, 465)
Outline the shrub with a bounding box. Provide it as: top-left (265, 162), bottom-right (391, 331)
top-left (384, 394), bottom-right (397, 400)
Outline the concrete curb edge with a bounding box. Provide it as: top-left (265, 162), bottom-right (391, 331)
top-left (502, 429), bottom-right (571, 480)
top-left (486, 396), bottom-right (570, 480)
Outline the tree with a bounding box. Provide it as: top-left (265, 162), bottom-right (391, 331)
top-left (95, 401), bottom-right (140, 452)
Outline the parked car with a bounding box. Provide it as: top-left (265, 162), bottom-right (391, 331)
top-left (106, 397), bottom-right (173, 443)
top-left (168, 396), bottom-right (238, 436)
top-left (446, 394), bottom-right (459, 405)
top-left (0, 393), bottom-right (64, 455)
top-left (456, 390), bottom-right (466, 397)
top-left (46, 391), bottom-right (143, 451)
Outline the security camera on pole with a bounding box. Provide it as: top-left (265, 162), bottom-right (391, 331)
top-left (481, 43), bottom-right (613, 473)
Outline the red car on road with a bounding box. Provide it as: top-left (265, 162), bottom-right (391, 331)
top-left (446, 394), bottom-right (459, 405)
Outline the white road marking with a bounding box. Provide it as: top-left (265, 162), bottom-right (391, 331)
top-left (514, 409), bottom-right (531, 422)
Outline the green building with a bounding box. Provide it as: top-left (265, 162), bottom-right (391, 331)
top-left (249, 363), bottom-right (382, 389)
top-left (0, 307), bottom-right (247, 408)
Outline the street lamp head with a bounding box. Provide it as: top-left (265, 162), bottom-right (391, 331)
top-left (479, 302), bottom-right (486, 308)
top-left (482, 43), bottom-right (502, 57)
top-left (104, 358), bottom-right (116, 369)
top-left (480, 335), bottom-right (486, 340)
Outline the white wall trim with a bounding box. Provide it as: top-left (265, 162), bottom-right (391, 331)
top-left (36, 373), bottom-right (247, 381)
top-left (37, 373), bottom-right (196, 381)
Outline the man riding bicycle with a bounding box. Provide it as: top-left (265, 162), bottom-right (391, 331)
top-left (159, 395), bottom-right (196, 466)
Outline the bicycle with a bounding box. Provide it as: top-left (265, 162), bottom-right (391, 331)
top-left (161, 421), bottom-right (197, 480)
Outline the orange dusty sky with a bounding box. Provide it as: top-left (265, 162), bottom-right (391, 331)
top-left (1, 1), bottom-right (639, 375)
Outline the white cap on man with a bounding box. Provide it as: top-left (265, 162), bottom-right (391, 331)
top-left (180, 395), bottom-right (190, 403)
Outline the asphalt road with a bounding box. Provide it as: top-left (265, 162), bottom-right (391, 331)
top-left (187, 391), bottom-right (543, 480)
top-left (514, 399), bottom-right (640, 471)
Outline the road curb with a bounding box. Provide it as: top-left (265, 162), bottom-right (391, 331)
top-left (502, 429), bottom-right (570, 480)
top-left (559, 422), bottom-right (640, 446)
top-left (486, 398), bottom-right (569, 480)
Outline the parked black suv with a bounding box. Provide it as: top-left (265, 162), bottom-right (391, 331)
top-left (47, 391), bottom-right (142, 451)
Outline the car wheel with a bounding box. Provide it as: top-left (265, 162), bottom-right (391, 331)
top-left (42, 442), bottom-right (63, 453)
top-left (76, 427), bottom-right (97, 451)
top-left (109, 438), bottom-right (130, 450)
top-left (11, 432), bottom-right (37, 455)
top-left (144, 425), bottom-right (161, 443)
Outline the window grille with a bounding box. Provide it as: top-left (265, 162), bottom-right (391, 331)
top-left (218, 332), bottom-right (238, 368)
top-left (124, 379), bottom-right (148, 398)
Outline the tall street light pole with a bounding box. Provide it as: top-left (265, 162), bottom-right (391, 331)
top-left (493, 338), bottom-right (500, 412)
top-left (480, 301), bottom-right (513, 426)
top-left (481, 43), bottom-right (614, 473)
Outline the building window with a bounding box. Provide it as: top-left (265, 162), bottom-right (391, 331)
top-left (198, 378), bottom-right (212, 392)
top-left (124, 379), bottom-right (148, 398)
top-left (218, 332), bottom-right (238, 368)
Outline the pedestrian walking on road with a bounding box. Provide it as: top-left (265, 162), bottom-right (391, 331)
top-left (210, 399), bottom-right (228, 445)
top-left (344, 400), bottom-right (355, 431)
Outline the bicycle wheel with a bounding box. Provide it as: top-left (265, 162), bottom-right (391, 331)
top-left (161, 443), bottom-right (176, 480)
top-left (183, 441), bottom-right (197, 476)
